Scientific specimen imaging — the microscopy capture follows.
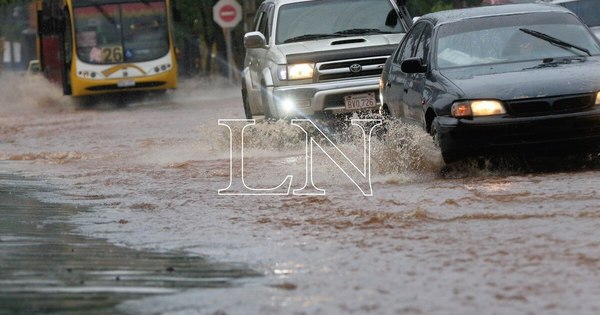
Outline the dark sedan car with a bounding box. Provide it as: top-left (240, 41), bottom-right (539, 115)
top-left (380, 4), bottom-right (600, 163)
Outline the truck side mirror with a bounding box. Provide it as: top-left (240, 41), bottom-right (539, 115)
top-left (244, 31), bottom-right (267, 49)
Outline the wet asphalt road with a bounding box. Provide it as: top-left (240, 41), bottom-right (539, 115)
top-left (0, 174), bottom-right (260, 315)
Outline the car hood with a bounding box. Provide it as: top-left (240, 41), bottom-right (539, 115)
top-left (440, 58), bottom-right (600, 100)
top-left (279, 34), bottom-right (404, 63)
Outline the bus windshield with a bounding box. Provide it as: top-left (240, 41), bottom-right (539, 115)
top-left (73, 1), bottom-right (169, 64)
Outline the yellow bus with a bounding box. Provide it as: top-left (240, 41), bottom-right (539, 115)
top-left (37, 0), bottom-right (177, 97)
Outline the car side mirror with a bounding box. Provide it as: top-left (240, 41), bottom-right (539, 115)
top-left (401, 57), bottom-right (427, 74)
top-left (244, 32), bottom-right (267, 49)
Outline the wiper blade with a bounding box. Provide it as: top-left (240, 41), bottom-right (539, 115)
top-left (283, 34), bottom-right (344, 44)
top-left (524, 57), bottom-right (586, 70)
top-left (335, 28), bottom-right (391, 35)
top-left (95, 5), bottom-right (117, 26)
top-left (519, 28), bottom-right (592, 57)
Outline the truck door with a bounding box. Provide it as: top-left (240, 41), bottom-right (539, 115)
top-left (246, 3), bottom-right (274, 115)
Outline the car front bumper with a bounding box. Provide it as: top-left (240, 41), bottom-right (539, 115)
top-left (271, 77), bottom-right (381, 116)
top-left (436, 109), bottom-right (600, 159)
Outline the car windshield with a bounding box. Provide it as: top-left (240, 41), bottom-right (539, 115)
top-left (73, 1), bottom-right (169, 64)
top-left (276, 0), bottom-right (406, 44)
top-left (559, 0), bottom-right (600, 27)
top-left (436, 12), bottom-right (600, 69)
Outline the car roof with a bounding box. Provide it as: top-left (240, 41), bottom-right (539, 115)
top-left (544, 0), bottom-right (578, 4)
top-left (421, 3), bottom-right (573, 26)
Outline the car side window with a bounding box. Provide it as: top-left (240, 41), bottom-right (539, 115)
top-left (394, 22), bottom-right (426, 64)
top-left (414, 24), bottom-right (433, 65)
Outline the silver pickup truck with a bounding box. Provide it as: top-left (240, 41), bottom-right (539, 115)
top-left (242, 0), bottom-right (412, 119)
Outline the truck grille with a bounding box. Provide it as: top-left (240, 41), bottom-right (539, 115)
top-left (507, 94), bottom-right (595, 116)
top-left (316, 56), bottom-right (388, 82)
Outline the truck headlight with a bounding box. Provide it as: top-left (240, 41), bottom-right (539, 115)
top-left (451, 100), bottom-right (506, 118)
top-left (287, 63), bottom-right (314, 80)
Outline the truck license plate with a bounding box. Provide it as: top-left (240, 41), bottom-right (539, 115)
top-left (344, 92), bottom-right (376, 110)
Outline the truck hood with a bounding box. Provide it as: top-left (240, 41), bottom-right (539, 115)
top-left (280, 33), bottom-right (404, 64)
top-left (440, 58), bottom-right (600, 100)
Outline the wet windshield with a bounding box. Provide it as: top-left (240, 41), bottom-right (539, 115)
top-left (73, 1), bottom-right (169, 64)
top-left (436, 12), bottom-right (600, 69)
top-left (559, 0), bottom-right (600, 27)
top-left (276, 0), bottom-right (406, 44)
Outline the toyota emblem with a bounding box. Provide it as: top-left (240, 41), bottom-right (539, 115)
top-left (349, 63), bottom-right (362, 73)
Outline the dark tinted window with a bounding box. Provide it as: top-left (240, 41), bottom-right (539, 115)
top-left (395, 22), bottom-right (425, 64)
top-left (560, 0), bottom-right (600, 27)
top-left (415, 23), bottom-right (433, 64)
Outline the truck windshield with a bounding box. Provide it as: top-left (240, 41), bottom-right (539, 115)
top-left (276, 0), bottom-right (405, 44)
top-left (73, 1), bottom-right (169, 64)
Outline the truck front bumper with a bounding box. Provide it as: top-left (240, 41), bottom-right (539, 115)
top-left (271, 77), bottom-right (381, 117)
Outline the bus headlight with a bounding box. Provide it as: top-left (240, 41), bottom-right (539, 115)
top-left (452, 100), bottom-right (506, 118)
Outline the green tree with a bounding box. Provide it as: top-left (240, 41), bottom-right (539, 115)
top-left (408, 0), bottom-right (482, 16)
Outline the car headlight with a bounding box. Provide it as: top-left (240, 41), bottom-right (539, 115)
top-left (451, 100), bottom-right (506, 118)
top-left (596, 92), bottom-right (600, 105)
top-left (284, 63), bottom-right (314, 80)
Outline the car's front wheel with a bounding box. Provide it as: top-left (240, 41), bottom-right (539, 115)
top-left (431, 117), bottom-right (461, 164)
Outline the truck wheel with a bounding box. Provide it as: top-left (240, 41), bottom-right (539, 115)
top-left (242, 88), bottom-right (253, 119)
top-left (261, 83), bottom-right (276, 120)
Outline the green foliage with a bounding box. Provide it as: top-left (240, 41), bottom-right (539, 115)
top-left (0, 0), bottom-right (29, 39)
top-left (408, 0), bottom-right (482, 16)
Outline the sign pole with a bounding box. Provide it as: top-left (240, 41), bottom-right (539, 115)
top-left (224, 27), bottom-right (233, 83)
top-left (213, 0), bottom-right (242, 84)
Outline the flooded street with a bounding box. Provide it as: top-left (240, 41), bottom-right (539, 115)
top-left (1, 73), bottom-right (600, 314)
top-left (0, 175), bottom-right (259, 315)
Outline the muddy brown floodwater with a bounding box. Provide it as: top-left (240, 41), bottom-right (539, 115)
top-left (1, 73), bottom-right (600, 314)
top-left (0, 175), bottom-right (260, 315)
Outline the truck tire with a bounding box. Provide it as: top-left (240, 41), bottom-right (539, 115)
top-left (242, 87), bottom-right (253, 119)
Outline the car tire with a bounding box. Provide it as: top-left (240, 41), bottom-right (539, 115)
top-left (431, 117), bottom-right (461, 164)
